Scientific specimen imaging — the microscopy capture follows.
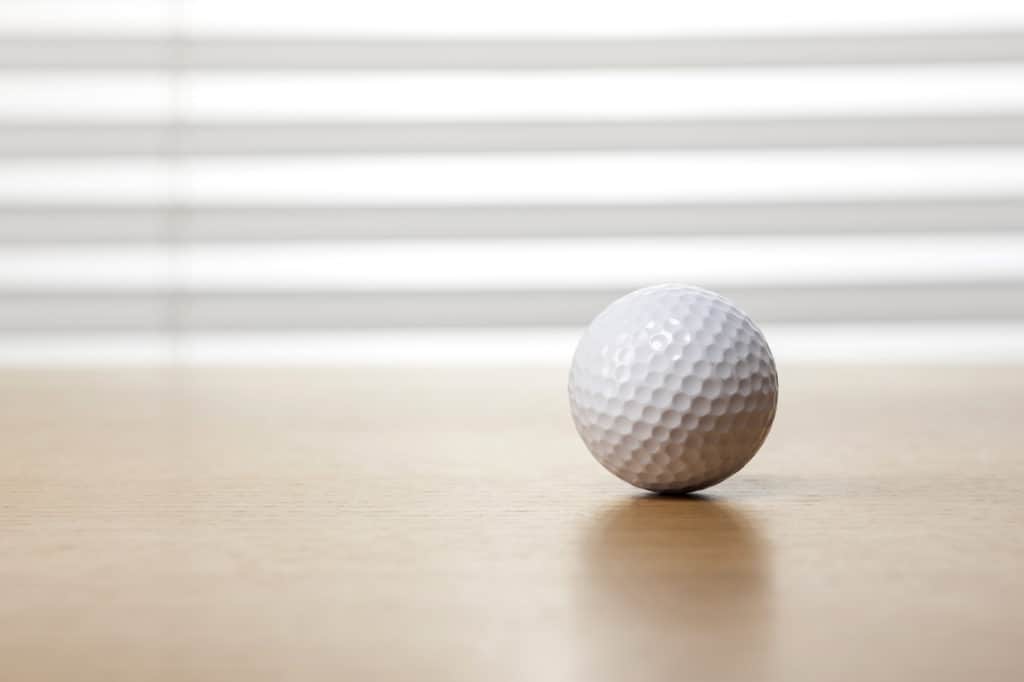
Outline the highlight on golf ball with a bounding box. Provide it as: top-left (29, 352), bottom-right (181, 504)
top-left (568, 284), bottom-right (778, 493)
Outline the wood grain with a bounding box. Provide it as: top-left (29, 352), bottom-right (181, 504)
top-left (1, 366), bottom-right (1022, 681)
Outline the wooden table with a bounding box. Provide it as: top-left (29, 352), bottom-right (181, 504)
top-left (2, 366), bottom-right (1022, 681)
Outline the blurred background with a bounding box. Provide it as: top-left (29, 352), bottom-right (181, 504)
top-left (2, 0), bottom-right (1023, 366)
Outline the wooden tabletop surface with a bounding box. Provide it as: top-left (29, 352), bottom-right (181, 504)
top-left (2, 366), bottom-right (1022, 681)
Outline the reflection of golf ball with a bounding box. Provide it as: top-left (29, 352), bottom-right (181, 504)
top-left (569, 284), bottom-right (778, 493)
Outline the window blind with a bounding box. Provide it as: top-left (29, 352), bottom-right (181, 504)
top-left (2, 1), bottom-right (1023, 364)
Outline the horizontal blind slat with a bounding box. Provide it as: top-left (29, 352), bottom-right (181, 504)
top-left (4, 151), bottom-right (1024, 203)
top-left (0, 198), bottom-right (1020, 242)
top-left (3, 116), bottom-right (1024, 156)
top-left (0, 234), bottom-right (1021, 290)
top-left (7, 67), bottom-right (1024, 120)
top-left (3, 33), bottom-right (1024, 69)
top-left (1, 283), bottom-right (1022, 332)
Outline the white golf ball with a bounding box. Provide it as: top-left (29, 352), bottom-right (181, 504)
top-left (569, 284), bottom-right (778, 493)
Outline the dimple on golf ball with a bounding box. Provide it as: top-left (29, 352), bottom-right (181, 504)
top-left (569, 284), bottom-right (778, 493)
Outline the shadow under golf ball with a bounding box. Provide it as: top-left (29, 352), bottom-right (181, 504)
top-left (574, 495), bottom-right (775, 680)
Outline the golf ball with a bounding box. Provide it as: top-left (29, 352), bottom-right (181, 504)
top-left (569, 284), bottom-right (777, 493)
